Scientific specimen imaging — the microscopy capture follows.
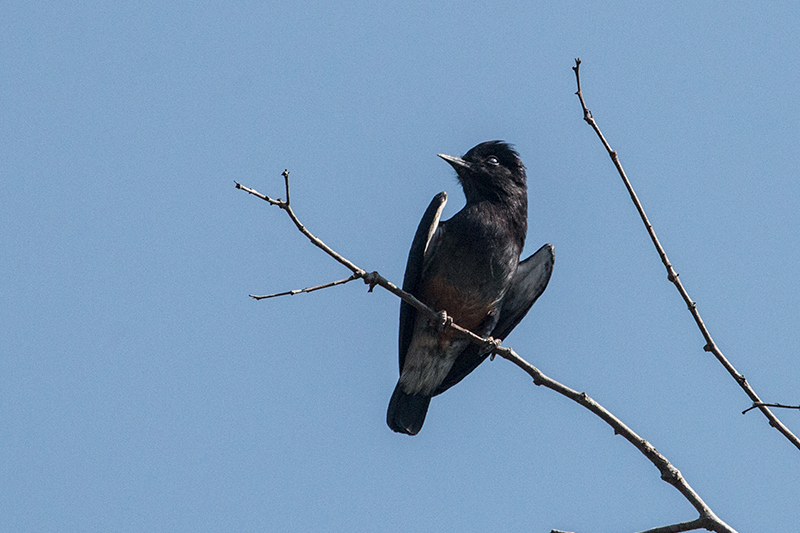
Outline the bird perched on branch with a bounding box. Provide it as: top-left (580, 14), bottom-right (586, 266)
top-left (387, 141), bottom-right (554, 435)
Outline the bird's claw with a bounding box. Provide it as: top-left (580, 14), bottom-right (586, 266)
top-left (434, 310), bottom-right (452, 331)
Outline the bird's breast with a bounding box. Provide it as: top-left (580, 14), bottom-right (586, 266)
top-left (421, 274), bottom-right (500, 333)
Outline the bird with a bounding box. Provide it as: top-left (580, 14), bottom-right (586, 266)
top-left (387, 140), bottom-right (554, 435)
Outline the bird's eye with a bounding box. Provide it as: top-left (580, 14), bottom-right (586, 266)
top-left (487, 156), bottom-right (499, 166)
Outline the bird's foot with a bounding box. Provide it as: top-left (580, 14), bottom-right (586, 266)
top-left (433, 310), bottom-right (452, 331)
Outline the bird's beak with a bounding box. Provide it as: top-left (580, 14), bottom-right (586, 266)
top-left (438, 153), bottom-right (472, 171)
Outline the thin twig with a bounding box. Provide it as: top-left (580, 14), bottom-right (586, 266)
top-left (250, 274), bottom-right (360, 300)
top-left (235, 179), bottom-right (366, 277)
top-left (742, 402), bottom-right (800, 415)
top-left (283, 169), bottom-right (291, 206)
top-left (236, 172), bottom-right (738, 533)
top-left (234, 180), bottom-right (283, 206)
top-left (634, 517), bottom-right (711, 533)
top-left (572, 57), bottom-right (800, 452)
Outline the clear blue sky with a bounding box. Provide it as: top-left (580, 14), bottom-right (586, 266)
top-left (2, 2), bottom-right (799, 532)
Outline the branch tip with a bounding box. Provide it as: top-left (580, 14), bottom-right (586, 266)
top-left (282, 169), bottom-right (291, 205)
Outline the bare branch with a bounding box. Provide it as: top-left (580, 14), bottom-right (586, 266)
top-left (234, 180), bottom-right (283, 206)
top-left (235, 179), bottom-right (366, 277)
top-left (494, 345), bottom-right (734, 532)
top-left (572, 57), bottom-right (800, 452)
top-left (249, 274), bottom-right (360, 300)
top-left (742, 402), bottom-right (800, 415)
top-left (236, 170), bottom-right (739, 533)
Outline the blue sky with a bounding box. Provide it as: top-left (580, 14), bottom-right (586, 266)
top-left (2, 2), bottom-right (799, 532)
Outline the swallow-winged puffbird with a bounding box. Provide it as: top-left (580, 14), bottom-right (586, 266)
top-left (386, 141), bottom-right (554, 435)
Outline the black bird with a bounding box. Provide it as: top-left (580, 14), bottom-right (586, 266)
top-left (387, 141), bottom-right (554, 435)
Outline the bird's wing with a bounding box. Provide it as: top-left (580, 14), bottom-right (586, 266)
top-left (398, 192), bottom-right (447, 373)
top-left (489, 243), bottom-right (554, 340)
top-left (432, 243), bottom-right (554, 395)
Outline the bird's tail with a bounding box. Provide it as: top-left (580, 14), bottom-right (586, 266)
top-left (386, 382), bottom-right (431, 436)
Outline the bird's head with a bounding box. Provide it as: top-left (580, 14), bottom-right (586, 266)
top-left (438, 141), bottom-right (526, 204)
